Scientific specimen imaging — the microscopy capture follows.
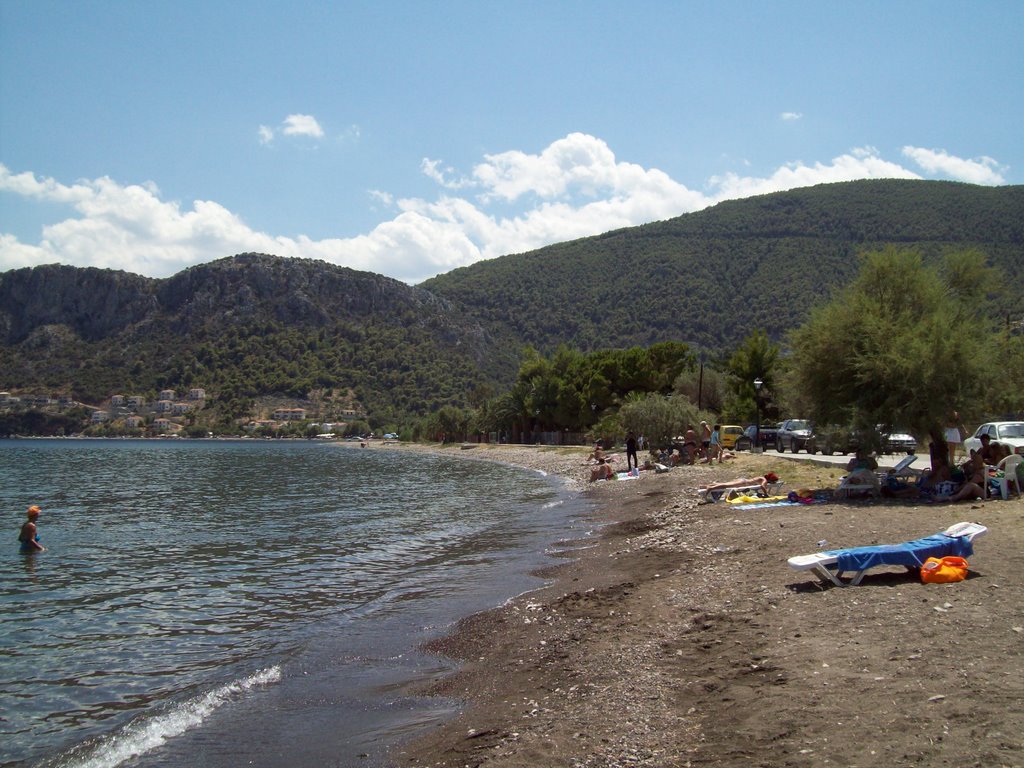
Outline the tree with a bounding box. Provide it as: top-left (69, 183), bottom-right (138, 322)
top-left (617, 394), bottom-right (699, 449)
top-left (723, 330), bottom-right (780, 423)
top-left (789, 247), bottom-right (1009, 467)
top-left (674, 364), bottom-right (726, 413)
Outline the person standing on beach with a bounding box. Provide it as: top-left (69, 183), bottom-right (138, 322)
top-left (19, 505), bottom-right (45, 553)
top-left (704, 424), bottom-right (721, 464)
top-left (945, 410), bottom-right (964, 465)
top-left (625, 432), bottom-right (638, 470)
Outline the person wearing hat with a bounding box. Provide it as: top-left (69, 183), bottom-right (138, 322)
top-left (18, 505), bottom-right (45, 553)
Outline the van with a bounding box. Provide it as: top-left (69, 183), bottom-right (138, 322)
top-left (720, 425), bottom-right (745, 450)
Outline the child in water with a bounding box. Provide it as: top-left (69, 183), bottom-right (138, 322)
top-left (19, 505), bottom-right (45, 553)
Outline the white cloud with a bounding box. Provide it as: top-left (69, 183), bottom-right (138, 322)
top-left (780, 112), bottom-right (803, 121)
top-left (281, 114), bottom-right (324, 139)
top-left (257, 114), bottom-right (326, 145)
top-left (420, 158), bottom-right (472, 190)
top-left (901, 146), bottom-right (1006, 184)
top-left (0, 139), bottom-right (1009, 284)
top-left (707, 146), bottom-right (920, 199)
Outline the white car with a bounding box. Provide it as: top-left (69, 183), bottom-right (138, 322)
top-left (964, 422), bottom-right (1024, 456)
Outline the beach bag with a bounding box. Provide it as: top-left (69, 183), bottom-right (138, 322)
top-left (920, 556), bottom-right (969, 584)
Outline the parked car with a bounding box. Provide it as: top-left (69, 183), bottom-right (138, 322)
top-left (775, 419), bottom-right (813, 453)
top-left (964, 421), bottom-right (1024, 456)
top-left (719, 425), bottom-right (746, 450)
top-left (880, 427), bottom-right (917, 455)
top-left (742, 423), bottom-right (778, 450)
top-left (806, 425), bottom-right (859, 456)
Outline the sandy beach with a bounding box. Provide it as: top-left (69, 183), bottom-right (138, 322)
top-left (378, 442), bottom-right (1023, 768)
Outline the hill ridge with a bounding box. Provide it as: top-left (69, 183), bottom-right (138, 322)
top-left (2, 179), bottom-right (1022, 423)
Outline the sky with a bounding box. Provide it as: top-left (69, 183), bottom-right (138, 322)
top-left (1, 1), bottom-right (1021, 285)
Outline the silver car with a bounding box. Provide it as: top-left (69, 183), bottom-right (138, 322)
top-left (880, 427), bottom-right (917, 455)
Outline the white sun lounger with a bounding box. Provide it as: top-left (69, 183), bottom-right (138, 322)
top-left (838, 455), bottom-right (922, 499)
top-left (788, 521), bottom-right (987, 587)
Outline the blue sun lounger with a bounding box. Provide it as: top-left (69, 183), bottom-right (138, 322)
top-left (788, 521), bottom-right (987, 587)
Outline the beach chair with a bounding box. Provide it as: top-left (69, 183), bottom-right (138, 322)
top-left (886, 454), bottom-right (920, 482)
top-left (839, 455), bottom-right (921, 499)
top-left (787, 521), bottom-right (987, 587)
top-left (994, 454), bottom-right (1023, 499)
top-left (836, 472), bottom-right (880, 499)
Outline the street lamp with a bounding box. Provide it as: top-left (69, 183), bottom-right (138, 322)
top-left (753, 378), bottom-right (764, 453)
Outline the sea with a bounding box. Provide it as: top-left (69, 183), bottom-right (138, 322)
top-left (0, 438), bottom-right (593, 768)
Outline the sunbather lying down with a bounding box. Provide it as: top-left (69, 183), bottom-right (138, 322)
top-left (699, 472), bottom-right (780, 495)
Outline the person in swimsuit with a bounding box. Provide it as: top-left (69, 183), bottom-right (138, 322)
top-left (699, 472), bottom-right (780, 496)
top-left (682, 425), bottom-right (699, 465)
top-left (19, 505), bottom-right (45, 553)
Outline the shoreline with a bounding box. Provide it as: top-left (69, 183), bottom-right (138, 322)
top-left (381, 443), bottom-right (1023, 768)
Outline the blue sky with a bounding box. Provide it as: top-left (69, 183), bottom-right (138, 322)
top-left (1, 1), bottom-right (1021, 283)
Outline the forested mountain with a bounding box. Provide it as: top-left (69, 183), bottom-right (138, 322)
top-left (422, 179), bottom-right (1024, 357)
top-left (2, 180), bottom-right (1022, 424)
top-left (0, 254), bottom-right (509, 424)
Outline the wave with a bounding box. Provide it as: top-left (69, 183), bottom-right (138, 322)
top-left (49, 667), bottom-right (281, 768)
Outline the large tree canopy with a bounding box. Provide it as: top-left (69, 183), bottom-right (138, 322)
top-left (789, 247), bottom-right (1019, 459)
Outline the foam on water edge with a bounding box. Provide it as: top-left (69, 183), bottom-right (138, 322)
top-left (55, 667), bottom-right (281, 768)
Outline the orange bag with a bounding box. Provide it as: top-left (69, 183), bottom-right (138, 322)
top-left (920, 556), bottom-right (969, 583)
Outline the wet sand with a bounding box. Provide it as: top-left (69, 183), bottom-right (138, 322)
top-left (380, 443), bottom-right (1024, 767)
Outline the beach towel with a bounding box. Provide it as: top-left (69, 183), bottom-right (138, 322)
top-left (726, 494), bottom-right (789, 504)
top-left (826, 532), bottom-right (976, 573)
top-left (733, 500), bottom-right (801, 510)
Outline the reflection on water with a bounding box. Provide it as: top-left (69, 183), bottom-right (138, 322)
top-left (0, 440), bottom-right (585, 767)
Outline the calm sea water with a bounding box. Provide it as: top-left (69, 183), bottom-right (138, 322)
top-left (0, 439), bottom-right (591, 768)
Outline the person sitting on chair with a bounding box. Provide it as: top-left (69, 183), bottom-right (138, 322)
top-left (933, 450), bottom-right (987, 503)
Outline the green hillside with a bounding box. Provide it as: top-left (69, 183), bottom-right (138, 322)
top-left (0, 254), bottom-right (504, 427)
top-left (422, 179), bottom-right (1024, 357)
top-left (2, 180), bottom-right (1022, 430)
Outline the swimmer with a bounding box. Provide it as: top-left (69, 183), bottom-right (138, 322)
top-left (19, 505), bottom-right (45, 553)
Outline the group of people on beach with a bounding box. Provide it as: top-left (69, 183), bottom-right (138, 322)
top-left (881, 442), bottom-right (1008, 503)
top-left (585, 423), bottom-right (739, 482)
top-left (663, 422), bottom-right (737, 466)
